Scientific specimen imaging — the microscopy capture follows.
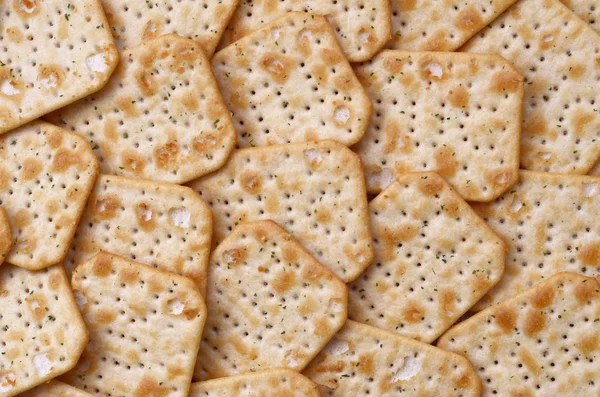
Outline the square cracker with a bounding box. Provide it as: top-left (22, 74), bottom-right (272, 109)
top-left (348, 172), bottom-right (506, 343)
top-left (0, 0), bottom-right (117, 133)
top-left (100, 0), bottom-right (239, 56)
top-left (20, 380), bottom-right (92, 397)
top-left (47, 34), bottom-right (236, 184)
top-left (353, 50), bottom-right (523, 202)
top-left (0, 121), bottom-right (99, 270)
top-left (471, 170), bottom-right (600, 310)
top-left (212, 12), bottom-right (372, 148)
top-left (218, 0), bottom-right (391, 62)
top-left (462, 0), bottom-right (600, 174)
top-left (0, 265), bottom-right (88, 397)
top-left (64, 175), bottom-right (213, 292)
top-left (190, 369), bottom-right (321, 396)
top-left (0, 208), bottom-right (12, 266)
top-left (187, 140), bottom-right (374, 283)
top-left (63, 253), bottom-right (207, 397)
top-left (303, 320), bottom-right (481, 396)
top-left (438, 272), bottom-right (600, 396)
top-left (560, 0), bottom-right (600, 35)
top-left (195, 220), bottom-right (347, 380)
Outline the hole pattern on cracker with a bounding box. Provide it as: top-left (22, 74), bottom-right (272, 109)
top-left (560, 0), bottom-right (600, 35)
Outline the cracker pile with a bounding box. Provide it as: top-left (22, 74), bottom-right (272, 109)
top-left (1, 0), bottom-right (599, 395)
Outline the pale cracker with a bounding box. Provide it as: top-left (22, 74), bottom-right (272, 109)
top-left (47, 34), bottom-right (236, 184)
top-left (100, 0), bottom-right (239, 56)
top-left (0, 121), bottom-right (99, 270)
top-left (212, 12), bottom-right (372, 148)
top-left (219, 1), bottom-right (391, 62)
top-left (195, 220), bottom-right (347, 380)
top-left (0, 265), bottom-right (88, 397)
top-left (471, 170), bottom-right (600, 310)
top-left (20, 380), bottom-right (92, 397)
top-left (0, 0), bottom-right (118, 133)
top-left (388, 0), bottom-right (517, 51)
top-left (63, 253), bottom-right (207, 397)
top-left (0, 209), bottom-right (12, 266)
top-left (462, 0), bottom-right (600, 174)
top-left (348, 172), bottom-right (506, 343)
top-left (560, 0), bottom-right (600, 35)
top-left (353, 50), bottom-right (523, 202)
top-left (303, 320), bottom-right (481, 396)
top-left (438, 272), bottom-right (600, 396)
top-left (190, 369), bottom-right (321, 396)
top-left (187, 140), bottom-right (374, 283)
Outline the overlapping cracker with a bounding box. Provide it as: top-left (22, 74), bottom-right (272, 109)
top-left (0, 265), bottom-right (88, 397)
top-left (0, 0), bottom-right (118, 133)
top-left (0, 209), bottom-right (12, 266)
top-left (471, 171), bottom-right (600, 310)
top-left (63, 253), bottom-right (207, 397)
top-left (195, 221), bottom-right (347, 380)
top-left (47, 34), bottom-right (236, 184)
top-left (21, 380), bottom-right (92, 397)
top-left (219, 1), bottom-right (391, 62)
top-left (64, 175), bottom-right (213, 291)
top-left (462, 0), bottom-right (600, 174)
top-left (0, 121), bottom-right (99, 270)
top-left (348, 172), bottom-right (506, 343)
top-left (188, 140), bottom-right (374, 283)
top-left (190, 369), bottom-right (321, 396)
top-left (388, 0), bottom-right (517, 51)
top-left (560, 0), bottom-right (600, 34)
top-left (212, 12), bottom-right (372, 148)
top-left (353, 50), bottom-right (523, 201)
top-left (439, 272), bottom-right (600, 396)
top-left (303, 320), bottom-right (481, 396)
top-left (589, 159), bottom-right (600, 176)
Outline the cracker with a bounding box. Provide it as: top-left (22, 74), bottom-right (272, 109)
top-left (219, 2), bottom-right (391, 62)
top-left (348, 172), bottom-right (506, 343)
top-left (187, 140), bottom-right (374, 283)
top-left (303, 320), bottom-right (481, 396)
top-left (471, 170), bottom-right (600, 310)
top-left (353, 50), bottom-right (523, 202)
top-left (0, 208), bottom-right (12, 266)
top-left (190, 369), bottom-right (321, 396)
top-left (0, 121), bottom-right (99, 270)
top-left (462, 0), bottom-right (600, 174)
top-left (63, 253), bottom-right (207, 397)
top-left (20, 380), bottom-right (92, 397)
top-left (0, 0), bottom-right (118, 133)
top-left (195, 220), bottom-right (347, 380)
top-left (212, 12), bottom-right (372, 148)
top-left (589, 159), bottom-right (600, 176)
top-left (100, 0), bottom-right (239, 56)
top-left (388, 0), bottom-right (517, 51)
top-left (0, 265), bottom-right (88, 397)
top-left (64, 175), bottom-right (213, 291)
top-left (560, 0), bottom-right (600, 35)
top-left (438, 272), bottom-right (600, 396)
top-left (47, 34), bottom-right (236, 184)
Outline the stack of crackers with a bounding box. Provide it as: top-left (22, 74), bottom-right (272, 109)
top-left (0, 0), bottom-right (598, 395)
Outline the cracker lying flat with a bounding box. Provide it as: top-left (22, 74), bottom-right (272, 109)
top-left (560, 0), bottom-right (600, 34)
top-left (0, 0), bottom-right (117, 133)
top-left (219, 1), bottom-right (391, 62)
top-left (388, 0), bottom-right (517, 51)
top-left (64, 175), bottom-right (212, 291)
top-left (438, 272), bottom-right (600, 396)
top-left (21, 380), bottom-right (92, 397)
top-left (471, 170), bottom-right (600, 310)
top-left (190, 369), bottom-right (321, 396)
top-left (212, 12), bottom-right (371, 148)
top-left (0, 265), bottom-right (87, 397)
top-left (195, 221), bottom-right (347, 380)
top-left (188, 140), bottom-right (373, 283)
top-left (47, 34), bottom-right (236, 184)
top-left (0, 209), bottom-right (12, 266)
top-left (303, 320), bottom-right (481, 396)
top-left (348, 172), bottom-right (506, 343)
top-left (100, 0), bottom-right (239, 56)
top-left (63, 253), bottom-right (207, 397)
top-left (0, 121), bottom-right (99, 270)
top-left (462, 0), bottom-right (600, 174)
top-left (353, 50), bottom-right (523, 201)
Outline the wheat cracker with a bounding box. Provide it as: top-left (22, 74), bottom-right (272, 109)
top-left (63, 253), bottom-right (207, 397)
top-left (560, 0), bottom-right (600, 35)
top-left (439, 272), bottom-right (600, 396)
top-left (0, 209), bottom-right (12, 266)
top-left (188, 140), bottom-right (373, 283)
top-left (47, 34), bottom-right (236, 184)
top-left (195, 220), bottom-right (347, 380)
top-left (20, 380), bottom-right (92, 397)
top-left (462, 0), bottom-right (600, 174)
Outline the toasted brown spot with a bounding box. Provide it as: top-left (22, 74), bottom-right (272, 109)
top-left (402, 300), bottom-right (425, 324)
top-left (192, 133), bottom-right (218, 153)
top-left (13, 209), bottom-right (30, 229)
top-left (135, 69), bottom-right (156, 96)
top-left (579, 242), bottom-right (600, 266)
top-left (154, 142), bottom-right (179, 170)
top-left (95, 308), bottom-right (116, 324)
top-left (439, 289), bottom-right (456, 318)
top-left (260, 53), bottom-right (293, 84)
top-left (271, 270), bottom-right (296, 293)
top-left (422, 30), bottom-right (450, 51)
top-left (572, 108), bottom-right (595, 132)
top-left (523, 308), bottom-right (545, 337)
top-left (5, 26), bottom-right (23, 43)
top-left (135, 202), bottom-right (155, 231)
top-left (142, 20), bottom-right (160, 41)
top-left (47, 130), bottom-right (63, 148)
top-left (38, 64), bottom-right (65, 89)
top-left (133, 376), bottom-right (169, 397)
top-left (119, 267), bottom-right (138, 285)
top-left (495, 305), bottom-right (517, 332)
top-left (518, 348), bottom-right (540, 376)
top-left (92, 194), bottom-right (121, 220)
top-left (522, 110), bottom-right (547, 136)
top-left (416, 174), bottom-right (444, 196)
top-left (92, 256), bottom-right (112, 277)
top-left (576, 332), bottom-right (599, 356)
top-left (240, 171), bottom-right (261, 194)
top-left (448, 85), bottom-right (469, 108)
top-left (25, 294), bottom-right (47, 321)
top-left (223, 248), bottom-right (245, 265)
top-left (0, 167), bottom-right (8, 190)
top-left (454, 4), bottom-right (483, 33)
top-left (12, 0), bottom-right (39, 17)
top-left (434, 146), bottom-right (458, 177)
top-left (396, 0), bottom-right (416, 11)
top-left (51, 148), bottom-right (83, 172)
top-left (383, 56), bottom-right (404, 74)
top-left (121, 150), bottom-right (145, 175)
top-left (20, 158), bottom-right (42, 180)
top-left (574, 279), bottom-right (598, 304)
top-left (116, 95), bottom-right (139, 117)
top-left (490, 70), bottom-right (522, 93)
top-left (531, 284), bottom-right (555, 308)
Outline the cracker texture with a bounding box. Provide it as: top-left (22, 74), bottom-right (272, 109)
top-left (20, 380), bottom-right (92, 397)
top-left (560, 0), bottom-right (600, 35)
top-left (0, 209), bottom-right (12, 266)
top-left (590, 159), bottom-right (600, 176)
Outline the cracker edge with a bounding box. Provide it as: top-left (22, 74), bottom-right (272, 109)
top-left (0, 207), bottom-right (13, 266)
